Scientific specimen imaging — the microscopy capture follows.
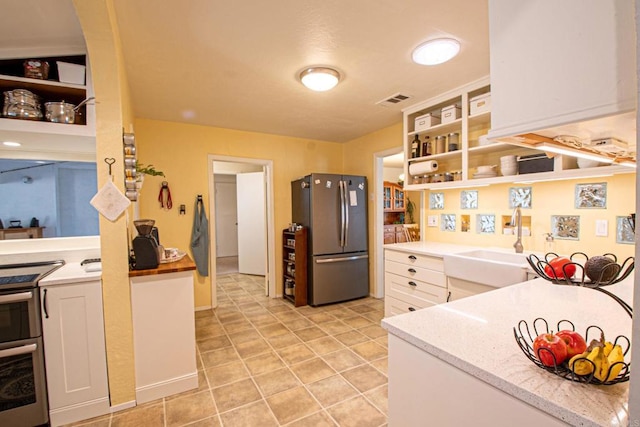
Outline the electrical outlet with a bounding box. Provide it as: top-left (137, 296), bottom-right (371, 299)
top-left (428, 215), bottom-right (438, 227)
top-left (595, 219), bottom-right (608, 237)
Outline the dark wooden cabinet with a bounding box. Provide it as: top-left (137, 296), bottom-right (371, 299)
top-left (283, 228), bottom-right (307, 307)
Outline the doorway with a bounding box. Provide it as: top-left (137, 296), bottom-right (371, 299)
top-left (208, 155), bottom-right (276, 308)
top-left (373, 147), bottom-right (423, 299)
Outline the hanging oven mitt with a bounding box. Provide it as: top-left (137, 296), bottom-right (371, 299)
top-left (90, 179), bottom-right (131, 222)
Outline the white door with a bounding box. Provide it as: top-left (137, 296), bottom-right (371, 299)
top-left (214, 181), bottom-right (238, 257)
top-left (236, 172), bottom-right (266, 275)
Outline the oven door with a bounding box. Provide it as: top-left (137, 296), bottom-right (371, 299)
top-left (0, 337), bottom-right (48, 427)
top-left (0, 288), bottom-right (41, 343)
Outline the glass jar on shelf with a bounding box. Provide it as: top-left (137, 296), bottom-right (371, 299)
top-left (444, 172), bottom-right (454, 182)
top-left (452, 170), bottom-right (462, 181)
top-left (432, 173), bottom-right (443, 183)
top-left (448, 132), bottom-right (459, 151)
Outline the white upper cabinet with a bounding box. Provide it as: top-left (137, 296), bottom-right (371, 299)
top-left (487, 0), bottom-right (636, 142)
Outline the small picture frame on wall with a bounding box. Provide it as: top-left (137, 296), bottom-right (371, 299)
top-left (460, 190), bottom-right (478, 209)
top-left (575, 183), bottom-right (607, 209)
top-left (509, 187), bottom-right (532, 209)
top-left (430, 192), bottom-right (444, 210)
top-left (551, 215), bottom-right (580, 240)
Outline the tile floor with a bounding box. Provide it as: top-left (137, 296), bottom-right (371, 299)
top-left (67, 274), bottom-right (388, 427)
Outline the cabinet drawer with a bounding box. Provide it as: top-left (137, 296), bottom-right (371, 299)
top-left (385, 272), bottom-right (447, 306)
top-left (384, 295), bottom-right (437, 318)
top-left (385, 260), bottom-right (446, 287)
top-left (385, 250), bottom-right (444, 271)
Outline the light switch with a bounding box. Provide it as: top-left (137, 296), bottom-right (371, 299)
top-left (595, 219), bottom-right (608, 237)
top-left (428, 215), bottom-right (438, 227)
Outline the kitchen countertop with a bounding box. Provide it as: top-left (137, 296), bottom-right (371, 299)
top-left (383, 241), bottom-right (479, 256)
top-left (382, 276), bottom-right (634, 426)
top-left (128, 254), bottom-right (196, 277)
top-left (40, 262), bottom-right (102, 286)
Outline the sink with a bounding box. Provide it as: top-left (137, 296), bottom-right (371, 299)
top-left (443, 249), bottom-right (530, 288)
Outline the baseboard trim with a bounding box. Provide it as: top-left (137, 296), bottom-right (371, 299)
top-left (135, 372), bottom-right (198, 404)
top-left (110, 400), bottom-right (136, 413)
top-left (195, 305), bottom-right (212, 311)
top-left (49, 396), bottom-right (110, 427)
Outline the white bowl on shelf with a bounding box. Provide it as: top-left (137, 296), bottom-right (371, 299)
top-left (501, 167), bottom-right (518, 176)
top-left (577, 158), bottom-right (604, 168)
top-left (477, 165), bottom-right (497, 174)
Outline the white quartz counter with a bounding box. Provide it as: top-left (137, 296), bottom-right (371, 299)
top-left (40, 262), bottom-right (101, 286)
top-left (383, 241), bottom-right (479, 257)
top-left (382, 276), bottom-right (634, 427)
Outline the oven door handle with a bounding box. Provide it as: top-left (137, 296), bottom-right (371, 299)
top-left (0, 291), bottom-right (33, 304)
top-left (0, 343), bottom-right (37, 358)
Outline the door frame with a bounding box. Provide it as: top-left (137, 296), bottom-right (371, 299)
top-left (372, 146), bottom-right (404, 299)
top-left (207, 155), bottom-right (276, 306)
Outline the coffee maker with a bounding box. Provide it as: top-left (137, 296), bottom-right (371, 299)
top-left (132, 219), bottom-right (160, 270)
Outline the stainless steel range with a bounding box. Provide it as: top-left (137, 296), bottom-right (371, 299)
top-left (0, 260), bottom-right (64, 427)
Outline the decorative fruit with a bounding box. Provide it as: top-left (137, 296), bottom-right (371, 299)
top-left (584, 256), bottom-right (618, 283)
top-left (544, 256), bottom-right (577, 279)
top-left (606, 344), bottom-right (625, 381)
top-left (556, 330), bottom-right (587, 358)
top-left (533, 333), bottom-right (568, 367)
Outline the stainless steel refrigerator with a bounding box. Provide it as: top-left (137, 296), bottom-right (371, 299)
top-left (291, 173), bottom-right (369, 306)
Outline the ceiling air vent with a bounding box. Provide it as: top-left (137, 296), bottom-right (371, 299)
top-left (376, 93), bottom-right (411, 107)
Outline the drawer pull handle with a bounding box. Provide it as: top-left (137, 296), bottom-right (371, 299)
top-left (408, 268), bottom-right (416, 274)
top-left (408, 307), bottom-right (416, 312)
top-left (408, 255), bottom-right (417, 260)
top-left (447, 291), bottom-right (452, 302)
top-left (408, 281), bottom-right (417, 287)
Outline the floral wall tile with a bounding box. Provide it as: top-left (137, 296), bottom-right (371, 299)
top-left (476, 214), bottom-right (495, 234)
top-left (575, 183), bottom-right (607, 209)
top-left (551, 215), bottom-right (580, 240)
top-left (616, 216), bottom-right (635, 244)
top-left (440, 214), bottom-right (456, 232)
top-left (430, 192), bottom-right (444, 210)
top-left (460, 190), bottom-right (478, 209)
top-left (509, 187), bottom-right (532, 209)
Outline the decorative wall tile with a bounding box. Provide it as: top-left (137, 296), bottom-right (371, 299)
top-left (551, 215), bottom-right (580, 240)
top-left (430, 192), bottom-right (444, 210)
top-left (440, 214), bottom-right (456, 232)
top-left (616, 216), bottom-right (635, 244)
top-left (509, 187), bottom-right (532, 209)
top-left (575, 183), bottom-right (607, 208)
top-left (476, 214), bottom-right (496, 234)
top-left (460, 190), bottom-right (478, 209)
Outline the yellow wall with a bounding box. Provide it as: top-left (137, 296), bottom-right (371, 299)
top-left (423, 173), bottom-right (636, 259)
top-left (133, 118), bottom-right (344, 307)
top-left (74, 0), bottom-right (136, 406)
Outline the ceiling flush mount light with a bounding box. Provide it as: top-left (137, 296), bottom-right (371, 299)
top-left (2, 141), bottom-right (21, 147)
top-left (412, 38), bottom-right (461, 66)
top-left (299, 67), bottom-right (341, 92)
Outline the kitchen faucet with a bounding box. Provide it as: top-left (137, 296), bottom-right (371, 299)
top-left (512, 206), bottom-right (523, 253)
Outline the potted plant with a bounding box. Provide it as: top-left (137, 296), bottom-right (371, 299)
top-left (405, 197), bottom-right (416, 224)
top-left (135, 161), bottom-right (165, 189)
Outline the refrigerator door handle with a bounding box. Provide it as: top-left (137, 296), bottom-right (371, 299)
top-left (339, 180), bottom-right (346, 247)
top-left (343, 181), bottom-right (349, 247)
top-left (316, 254), bottom-right (369, 264)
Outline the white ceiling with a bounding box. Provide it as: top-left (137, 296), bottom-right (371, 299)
top-left (2, 0), bottom-right (490, 143)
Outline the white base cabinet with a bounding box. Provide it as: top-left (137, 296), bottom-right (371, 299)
top-left (384, 249), bottom-right (448, 317)
top-left (388, 335), bottom-right (568, 426)
top-left (40, 280), bottom-right (109, 427)
top-left (130, 271), bottom-right (198, 404)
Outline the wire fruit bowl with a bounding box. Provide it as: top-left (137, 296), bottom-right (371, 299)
top-left (527, 252), bottom-right (634, 318)
top-left (514, 318), bottom-right (631, 385)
